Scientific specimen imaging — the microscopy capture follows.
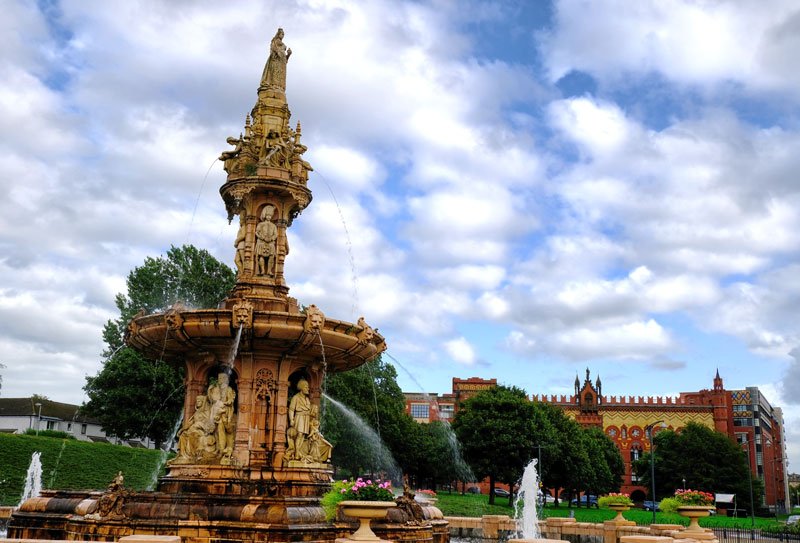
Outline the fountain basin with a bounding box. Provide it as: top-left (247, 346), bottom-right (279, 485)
top-left (127, 308), bottom-right (385, 372)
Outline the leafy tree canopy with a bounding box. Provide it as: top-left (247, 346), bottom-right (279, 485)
top-left (633, 422), bottom-right (762, 511)
top-left (322, 355), bottom-right (412, 479)
top-left (452, 385), bottom-right (537, 505)
top-left (84, 245), bottom-right (235, 447)
top-left (581, 426), bottom-right (625, 496)
top-left (530, 401), bottom-right (591, 504)
top-left (102, 245), bottom-right (236, 355)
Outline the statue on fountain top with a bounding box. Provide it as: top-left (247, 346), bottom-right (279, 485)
top-left (261, 28), bottom-right (291, 91)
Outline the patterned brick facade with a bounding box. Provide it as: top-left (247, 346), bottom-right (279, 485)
top-left (404, 371), bottom-right (788, 511)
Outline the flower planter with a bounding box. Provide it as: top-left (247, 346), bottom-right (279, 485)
top-left (339, 500), bottom-right (396, 541)
top-left (677, 505), bottom-right (712, 533)
top-left (607, 503), bottom-right (630, 522)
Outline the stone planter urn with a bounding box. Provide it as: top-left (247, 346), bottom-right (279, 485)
top-left (608, 503), bottom-right (630, 522)
top-left (339, 500), bottom-right (396, 541)
top-left (677, 505), bottom-right (712, 533)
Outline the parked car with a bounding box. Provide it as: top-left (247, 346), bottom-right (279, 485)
top-left (492, 488), bottom-right (511, 497)
top-left (787, 515), bottom-right (800, 526)
top-left (570, 495), bottom-right (598, 508)
top-left (466, 486), bottom-right (481, 494)
top-left (642, 500), bottom-right (660, 512)
top-left (538, 491), bottom-right (556, 505)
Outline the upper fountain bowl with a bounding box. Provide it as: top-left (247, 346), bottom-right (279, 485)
top-left (125, 301), bottom-right (385, 373)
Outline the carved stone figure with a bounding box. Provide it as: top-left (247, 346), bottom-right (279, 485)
top-left (260, 28), bottom-right (292, 90)
top-left (303, 304), bottom-right (325, 332)
top-left (356, 316), bottom-right (374, 345)
top-left (108, 471), bottom-right (124, 492)
top-left (285, 379), bottom-right (312, 462)
top-left (88, 472), bottom-right (129, 520)
top-left (171, 395), bottom-right (215, 465)
top-left (220, 136), bottom-right (243, 173)
top-left (304, 411), bottom-right (332, 463)
top-left (233, 299), bottom-right (254, 329)
top-left (234, 215), bottom-right (247, 273)
top-left (208, 373), bottom-right (236, 464)
top-left (255, 205), bottom-right (278, 277)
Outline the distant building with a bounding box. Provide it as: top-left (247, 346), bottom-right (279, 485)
top-left (729, 389), bottom-right (788, 513)
top-left (403, 377), bottom-right (495, 423)
top-left (404, 371), bottom-right (787, 512)
top-left (0, 397), bottom-right (154, 448)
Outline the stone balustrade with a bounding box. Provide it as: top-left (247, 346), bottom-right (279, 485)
top-left (445, 515), bottom-right (718, 543)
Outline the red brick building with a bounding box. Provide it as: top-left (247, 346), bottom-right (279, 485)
top-left (403, 371), bottom-right (788, 512)
top-left (404, 377), bottom-right (495, 423)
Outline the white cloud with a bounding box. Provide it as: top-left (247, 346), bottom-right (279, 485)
top-left (1, 0), bottom-right (799, 473)
top-left (444, 336), bottom-right (478, 365)
top-left (541, 0), bottom-right (800, 97)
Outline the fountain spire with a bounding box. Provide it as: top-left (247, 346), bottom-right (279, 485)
top-left (218, 28), bottom-right (313, 311)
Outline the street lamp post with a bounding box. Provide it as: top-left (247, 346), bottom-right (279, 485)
top-left (35, 402), bottom-right (42, 436)
top-left (742, 439), bottom-right (755, 529)
top-left (765, 438), bottom-right (780, 520)
top-left (646, 420), bottom-right (666, 524)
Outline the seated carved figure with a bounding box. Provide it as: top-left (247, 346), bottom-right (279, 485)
top-left (304, 417), bottom-right (332, 463)
top-left (170, 373), bottom-right (237, 465)
top-left (170, 394), bottom-right (214, 465)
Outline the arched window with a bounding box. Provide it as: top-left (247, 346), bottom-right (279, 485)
top-left (630, 445), bottom-right (643, 482)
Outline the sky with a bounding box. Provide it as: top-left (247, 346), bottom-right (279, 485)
top-left (1, 0), bottom-right (799, 473)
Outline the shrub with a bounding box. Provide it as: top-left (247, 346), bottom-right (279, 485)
top-left (658, 497), bottom-right (681, 514)
top-left (23, 429), bottom-right (75, 440)
top-left (321, 480), bottom-right (350, 521)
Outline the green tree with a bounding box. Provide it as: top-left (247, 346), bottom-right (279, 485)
top-left (581, 426), bottom-right (625, 497)
top-left (402, 420), bottom-right (472, 492)
top-left (322, 356), bottom-right (414, 480)
top-left (83, 245), bottom-right (235, 447)
top-left (531, 402), bottom-right (591, 506)
top-left (633, 422), bottom-right (762, 512)
top-left (452, 386), bottom-right (536, 505)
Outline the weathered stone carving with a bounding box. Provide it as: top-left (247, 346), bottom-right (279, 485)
top-left (220, 136), bottom-right (243, 174)
top-left (86, 472), bottom-right (129, 520)
top-left (165, 308), bottom-right (184, 331)
top-left (170, 373), bottom-right (237, 466)
top-left (255, 368), bottom-right (276, 400)
top-left (285, 381), bottom-right (331, 465)
top-left (218, 30), bottom-right (313, 185)
top-left (233, 299), bottom-right (254, 329)
top-left (255, 204), bottom-right (278, 277)
top-left (303, 304), bottom-right (325, 332)
top-left (171, 395), bottom-right (215, 465)
top-left (285, 379), bottom-right (311, 462)
top-left (261, 28), bottom-right (291, 91)
top-left (208, 372), bottom-right (237, 464)
top-left (305, 408), bottom-right (332, 463)
top-left (356, 316), bottom-right (375, 345)
top-left (234, 216), bottom-right (247, 274)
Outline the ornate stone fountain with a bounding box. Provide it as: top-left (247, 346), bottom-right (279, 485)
top-left (9, 28), bottom-right (446, 543)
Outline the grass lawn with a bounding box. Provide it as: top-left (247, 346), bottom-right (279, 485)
top-left (435, 491), bottom-right (784, 530)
